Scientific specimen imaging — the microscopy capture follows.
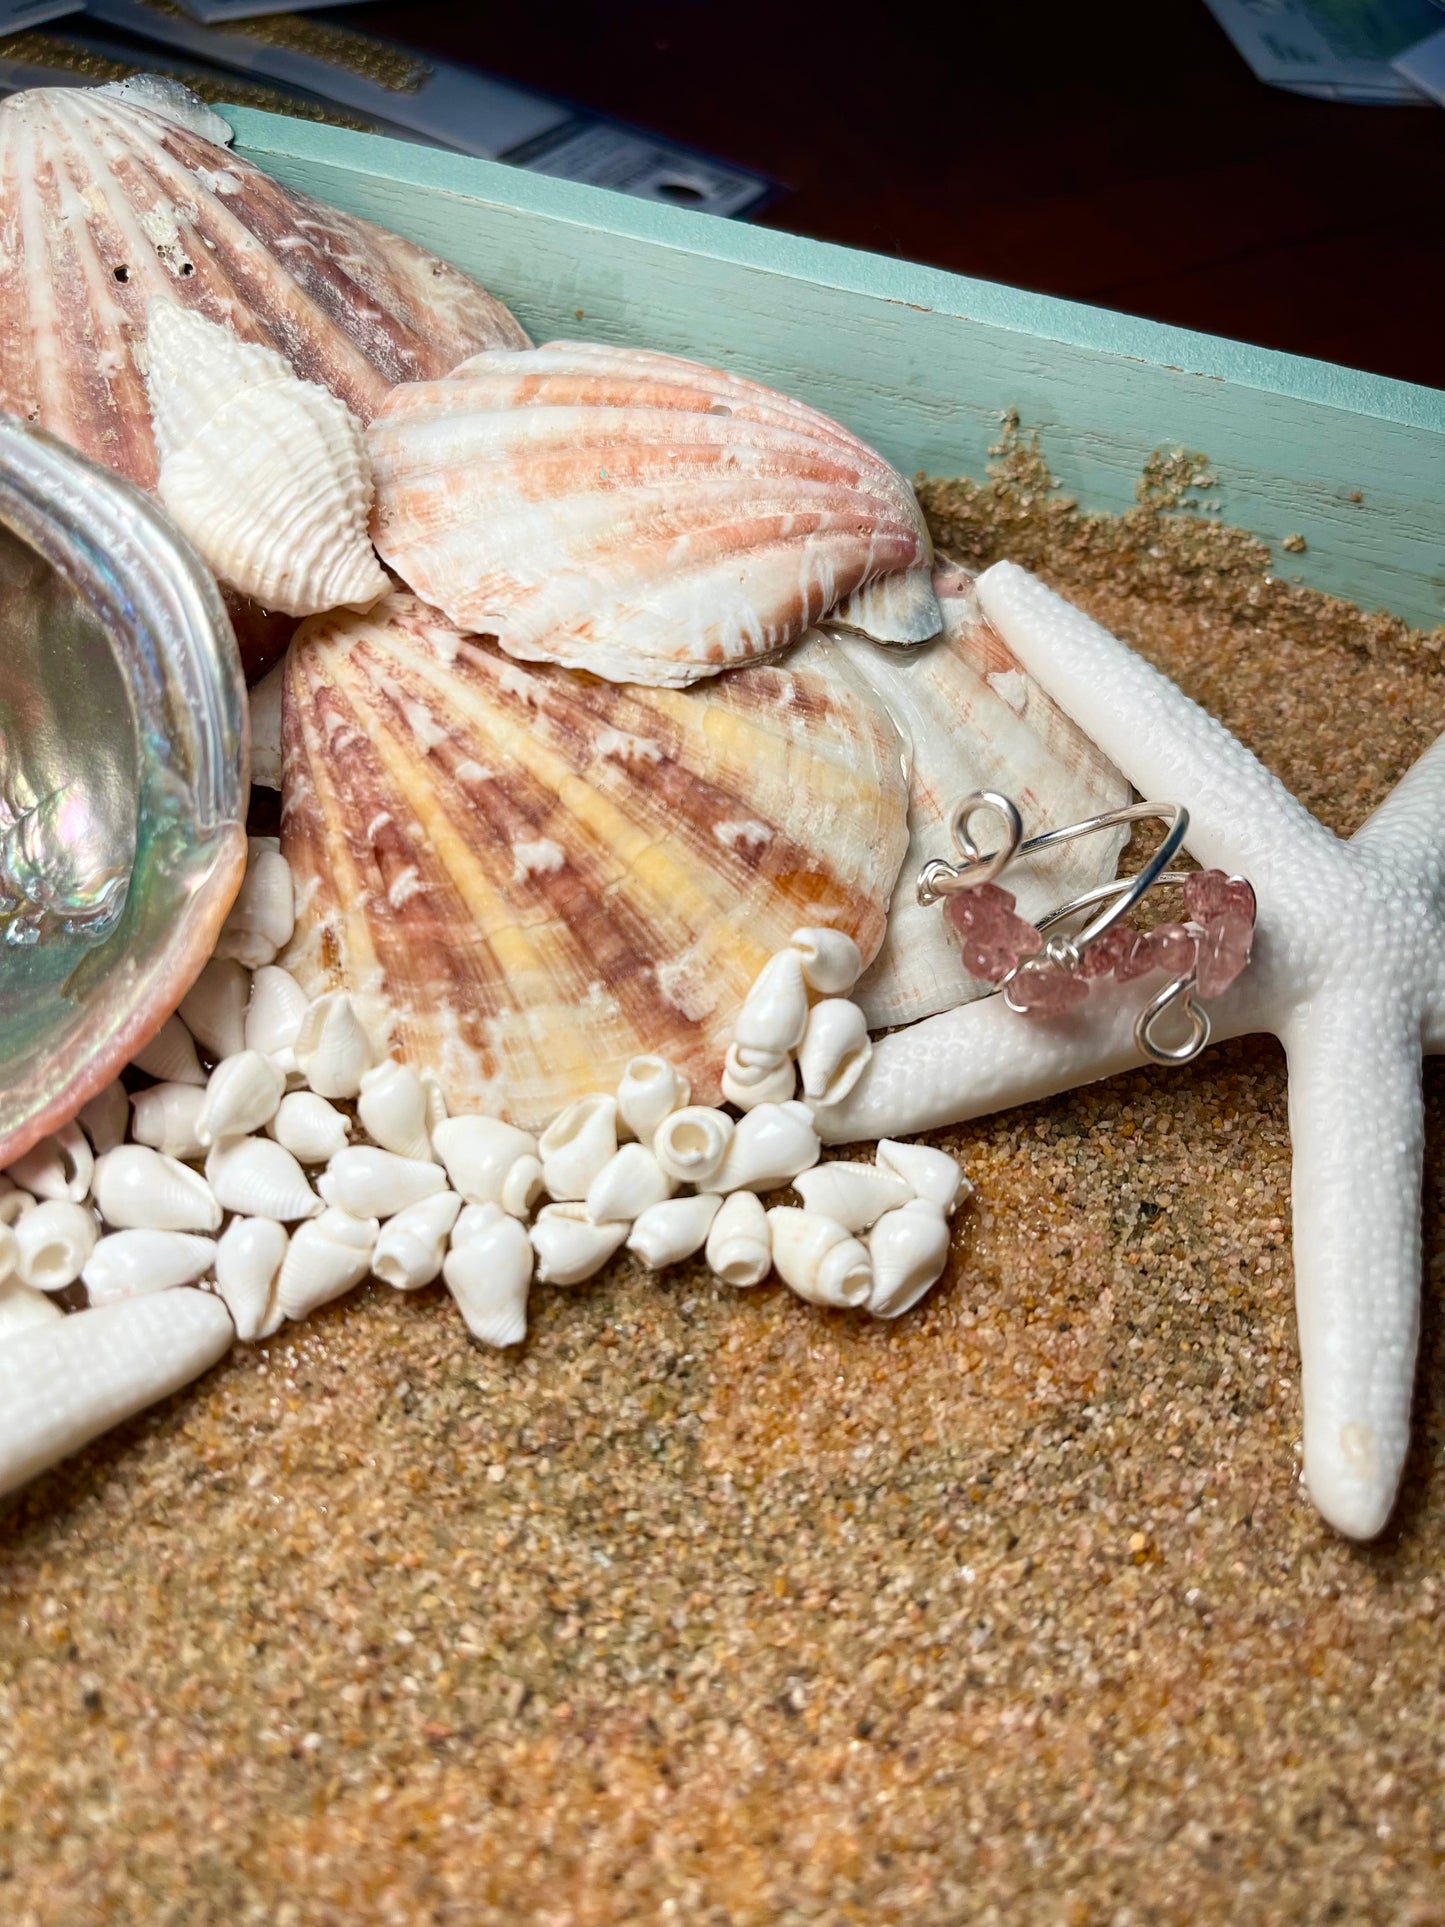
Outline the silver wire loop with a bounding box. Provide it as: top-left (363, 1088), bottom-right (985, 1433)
top-left (1136, 975), bottom-right (1212, 1065)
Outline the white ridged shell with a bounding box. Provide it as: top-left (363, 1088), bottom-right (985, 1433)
top-left (147, 303), bottom-right (391, 620)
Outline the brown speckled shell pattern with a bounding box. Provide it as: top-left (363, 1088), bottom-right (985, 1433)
top-left (0, 86), bottom-right (528, 495)
top-left (280, 594), bottom-right (910, 1130)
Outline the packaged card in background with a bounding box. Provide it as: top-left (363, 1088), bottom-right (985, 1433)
top-left (78, 0), bottom-right (774, 213)
top-left (0, 21), bottom-right (431, 135)
top-left (1201, 0), bottom-right (1438, 100)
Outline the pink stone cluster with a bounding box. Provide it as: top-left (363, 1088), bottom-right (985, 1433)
top-left (943, 869), bottom-right (1256, 1018)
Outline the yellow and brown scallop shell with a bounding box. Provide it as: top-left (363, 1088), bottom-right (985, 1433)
top-left (280, 594), bottom-right (910, 1130)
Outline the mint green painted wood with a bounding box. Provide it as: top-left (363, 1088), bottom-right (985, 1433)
top-left (228, 109), bottom-right (1445, 630)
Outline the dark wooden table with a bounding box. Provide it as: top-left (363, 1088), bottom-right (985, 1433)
top-left (359, 0), bottom-right (1444, 389)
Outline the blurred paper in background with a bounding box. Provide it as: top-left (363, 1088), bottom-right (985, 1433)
top-left (0, 1), bottom-right (776, 213)
top-left (1201, 0), bottom-right (1439, 100)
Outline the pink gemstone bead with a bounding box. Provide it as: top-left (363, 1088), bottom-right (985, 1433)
top-left (1008, 957), bottom-right (1089, 1017)
top-left (1145, 922), bottom-right (1197, 977)
top-left (1112, 927), bottom-right (1159, 982)
top-left (1078, 924), bottom-right (1131, 979)
top-left (945, 882), bottom-right (1042, 983)
top-left (1184, 869), bottom-right (1256, 929)
top-left (1184, 869), bottom-right (1256, 997)
top-left (1195, 911), bottom-right (1254, 998)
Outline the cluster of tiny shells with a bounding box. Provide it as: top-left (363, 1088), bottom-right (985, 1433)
top-left (0, 846), bottom-right (971, 1491)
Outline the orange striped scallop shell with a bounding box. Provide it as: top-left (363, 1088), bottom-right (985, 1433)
top-left (280, 593), bottom-right (911, 1130)
top-left (366, 342), bottom-right (942, 687)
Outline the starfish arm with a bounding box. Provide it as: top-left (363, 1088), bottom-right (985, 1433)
top-left (814, 973), bottom-right (1265, 1143)
top-left (975, 563), bottom-right (1335, 878)
top-left (1350, 730), bottom-right (1445, 896)
top-left (1281, 994), bottom-right (1424, 1540)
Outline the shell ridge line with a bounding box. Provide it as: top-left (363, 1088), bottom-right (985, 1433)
top-left (331, 682), bottom-right (603, 1101)
top-left (29, 104), bottom-right (156, 467)
top-left (356, 627), bottom-right (717, 1034)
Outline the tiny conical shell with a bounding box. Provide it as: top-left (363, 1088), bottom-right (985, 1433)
top-left (626, 1192), bottom-right (721, 1271)
top-left (443, 1203), bottom-right (532, 1345)
top-left (147, 303), bottom-right (391, 620)
top-left (704, 1185), bottom-right (772, 1287)
top-left (214, 1215), bottom-right (290, 1342)
top-left (211, 843), bottom-right (296, 970)
top-left (294, 991), bottom-right (373, 1100)
top-left (867, 1199), bottom-right (952, 1318)
top-left (245, 965), bottom-right (310, 1059)
top-left (93, 1146), bottom-right (220, 1234)
top-left (733, 949), bottom-right (810, 1058)
top-left (357, 1061), bottom-right (433, 1162)
top-left (318, 1147), bottom-right (447, 1220)
top-left (197, 1050), bottom-right (287, 1146)
top-left (585, 1144), bottom-right (673, 1226)
top-left (129, 1014), bottom-right (206, 1087)
top-left (720, 1049), bottom-right (796, 1112)
top-left (129, 1083), bottom-right (209, 1162)
top-left (0, 1289), bottom-right (234, 1499)
top-left (371, 1190), bottom-right (461, 1290)
top-left (275, 1208), bottom-right (378, 1321)
top-left (15, 1200), bottom-right (99, 1290)
top-left (529, 1202), bottom-right (627, 1286)
top-left (0, 1275), bottom-right (64, 1340)
top-left (712, 1101), bottom-right (820, 1194)
top-left (539, 1096), bottom-right (618, 1203)
top-left (0, 1179), bottom-right (35, 1227)
top-left (204, 1138), bottom-right (320, 1222)
top-left (280, 596), bottom-right (908, 1130)
top-left (766, 1207), bottom-right (872, 1309)
top-left (82, 1229), bottom-right (218, 1304)
top-left (178, 958), bottom-right (250, 1063)
top-left (268, 1091), bottom-right (351, 1165)
top-left (367, 341), bottom-right (939, 686)
top-left (4, 1120), bottom-right (92, 1202)
top-left (78, 1080), bottom-right (129, 1157)
top-left (796, 1000), bottom-right (872, 1106)
top-left (788, 927), bottom-right (863, 997)
top-left (791, 1162), bottom-right (912, 1233)
top-left (875, 1141), bottom-right (969, 1214)
top-left (615, 1056), bottom-right (690, 1147)
top-left (430, 1116), bottom-right (541, 1215)
top-left (249, 662), bottom-right (286, 792)
top-left (652, 1107), bottom-right (734, 1189)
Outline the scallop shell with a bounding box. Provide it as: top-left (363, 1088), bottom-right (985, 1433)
top-left (366, 342), bottom-right (941, 687)
top-left (0, 84), bottom-right (527, 673)
top-left (280, 593), bottom-right (910, 1130)
top-left (146, 303), bottom-right (390, 620)
top-left (805, 564), bottom-right (1132, 1028)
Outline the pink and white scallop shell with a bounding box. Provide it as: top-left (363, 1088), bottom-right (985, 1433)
top-left (366, 341), bottom-right (943, 687)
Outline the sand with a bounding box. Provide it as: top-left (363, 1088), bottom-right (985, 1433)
top-left (2, 430), bottom-right (1443, 1927)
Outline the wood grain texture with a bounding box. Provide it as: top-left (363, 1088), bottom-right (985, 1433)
top-left (227, 110), bottom-right (1445, 630)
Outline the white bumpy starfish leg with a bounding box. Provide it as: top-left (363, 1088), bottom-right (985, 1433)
top-left (814, 978), bottom-right (1149, 1142)
top-left (1283, 995), bottom-right (1424, 1538)
top-left (975, 561), bottom-right (1334, 876)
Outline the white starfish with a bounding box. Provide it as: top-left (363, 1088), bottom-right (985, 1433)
top-left (816, 561), bottom-right (1445, 1542)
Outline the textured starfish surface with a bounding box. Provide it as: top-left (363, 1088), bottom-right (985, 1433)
top-left (817, 561), bottom-right (1445, 1541)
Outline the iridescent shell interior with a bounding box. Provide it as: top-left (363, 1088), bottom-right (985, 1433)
top-left (0, 419), bottom-right (247, 1167)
